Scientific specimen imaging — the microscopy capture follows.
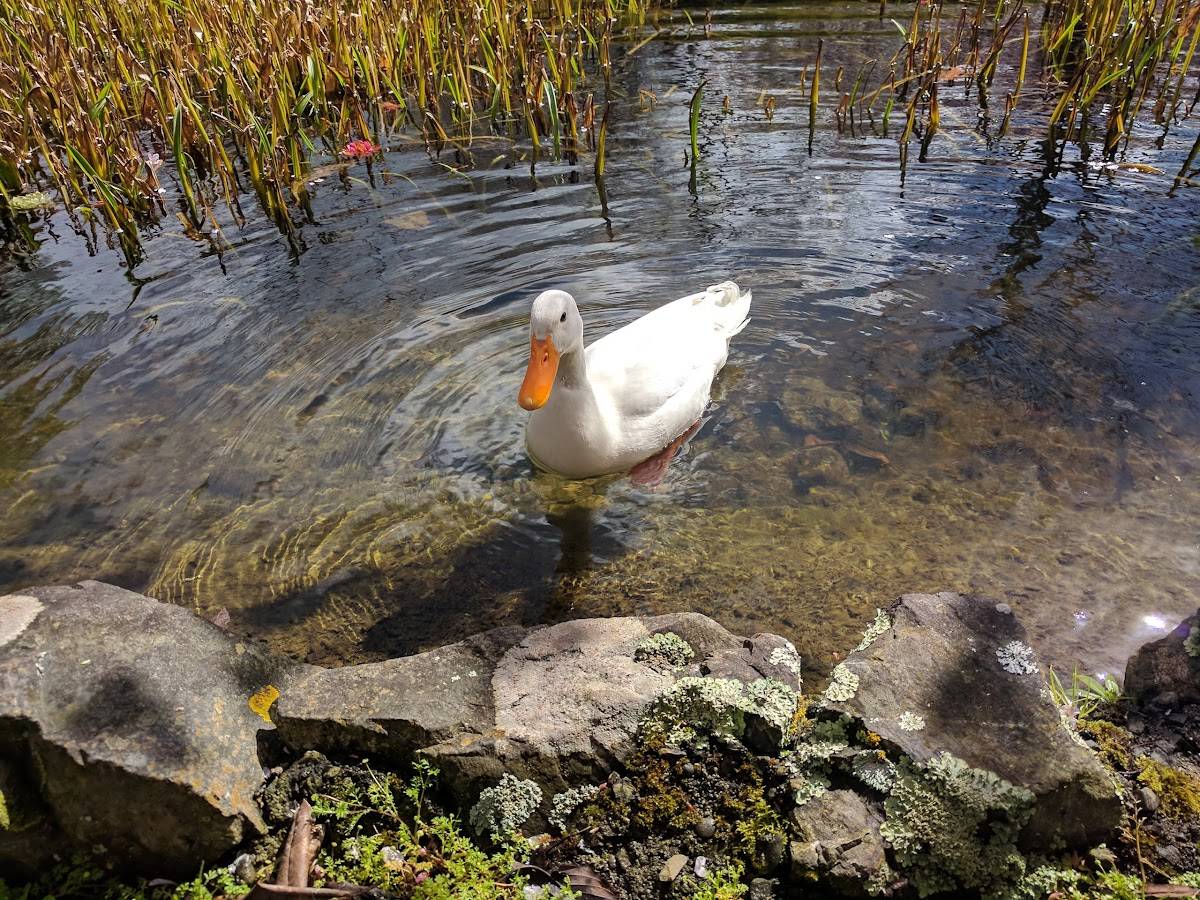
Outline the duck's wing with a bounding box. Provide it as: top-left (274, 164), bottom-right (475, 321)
top-left (585, 282), bottom-right (751, 427)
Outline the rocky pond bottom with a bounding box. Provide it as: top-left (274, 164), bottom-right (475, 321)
top-left (2, 583), bottom-right (1200, 898)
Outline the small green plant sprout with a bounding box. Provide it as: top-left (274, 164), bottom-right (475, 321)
top-left (1047, 667), bottom-right (1122, 720)
top-left (694, 861), bottom-right (748, 899)
top-left (688, 80), bottom-right (707, 165)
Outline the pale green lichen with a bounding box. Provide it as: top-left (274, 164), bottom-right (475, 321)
top-left (855, 609), bottom-right (891, 652)
top-left (852, 752), bottom-right (897, 793)
top-left (793, 774), bottom-right (830, 806)
top-left (822, 664), bottom-right (860, 703)
top-left (879, 752), bottom-right (1034, 898)
top-left (468, 774), bottom-right (542, 839)
top-left (898, 712), bottom-right (926, 732)
top-left (547, 785), bottom-right (598, 833)
top-left (1011, 865), bottom-right (1086, 899)
top-left (1185, 625), bottom-right (1200, 659)
top-left (642, 676), bottom-right (799, 749)
top-left (767, 643), bottom-right (803, 682)
top-left (996, 640), bottom-right (1038, 675)
top-left (634, 632), bottom-right (694, 670)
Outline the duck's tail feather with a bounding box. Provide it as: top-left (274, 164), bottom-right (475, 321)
top-left (706, 280), bottom-right (752, 338)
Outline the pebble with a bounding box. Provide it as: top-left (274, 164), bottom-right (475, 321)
top-left (759, 833), bottom-right (787, 871)
top-left (228, 853), bottom-right (256, 885)
top-left (1140, 786), bottom-right (1161, 813)
top-left (659, 854), bottom-right (689, 882)
top-left (694, 856), bottom-right (708, 878)
top-left (696, 816), bottom-right (717, 839)
top-left (748, 877), bottom-right (778, 899)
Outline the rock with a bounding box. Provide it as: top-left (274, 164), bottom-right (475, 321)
top-left (695, 815), bottom-right (717, 838)
top-left (1125, 609), bottom-right (1200, 706)
top-left (1141, 786), bottom-right (1161, 813)
top-left (230, 852), bottom-right (258, 885)
top-left (793, 447), bottom-right (850, 485)
top-left (780, 376), bottom-right (864, 436)
top-left (825, 593), bottom-right (1121, 848)
top-left (278, 611), bottom-right (787, 814)
top-left (0, 583), bottom-right (290, 874)
top-left (789, 790), bottom-right (888, 896)
top-left (747, 877), bottom-right (778, 899)
top-left (658, 853), bottom-right (688, 881)
top-left (701, 635), bottom-right (803, 692)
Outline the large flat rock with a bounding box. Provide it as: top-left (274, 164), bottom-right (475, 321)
top-left (0, 582), bottom-right (292, 874)
top-left (826, 592), bottom-right (1121, 847)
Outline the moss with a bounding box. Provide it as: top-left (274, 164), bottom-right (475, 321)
top-left (468, 773), bottom-right (542, 839)
top-left (693, 862), bottom-right (748, 900)
top-left (634, 632), bottom-right (694, 670)
top-left (1135, 757), bottom-right (1200, 820)
top-left (1078, 719), bottom-right (1133, 771)
top-left (630, 756), bottom-right (699, 832)
top-left (821, 664), bottom-right (859, 703)
top-left (0, 787), bottom-right (8, 831)
top-left (879, 752), bottom-right (1035, 898)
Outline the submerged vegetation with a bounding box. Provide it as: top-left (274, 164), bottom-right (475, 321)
top-left (1, 0), bottom-right (1198, 259)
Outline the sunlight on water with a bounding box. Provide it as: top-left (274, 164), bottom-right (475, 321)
top-left (1, 3), bottom-right (1198, 682)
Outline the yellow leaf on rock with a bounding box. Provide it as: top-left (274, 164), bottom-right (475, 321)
top-left (249, 685), bottom-right (280, 723)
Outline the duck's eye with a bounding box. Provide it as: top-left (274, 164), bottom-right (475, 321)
top-left (559, 312), bottom-right (566, 322)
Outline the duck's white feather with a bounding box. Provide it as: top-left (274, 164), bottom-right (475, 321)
top-left (525, 281), bottom-right (751, 479)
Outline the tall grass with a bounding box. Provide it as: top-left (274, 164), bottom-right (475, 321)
top-left (0, 0), bottom-right (643, 257)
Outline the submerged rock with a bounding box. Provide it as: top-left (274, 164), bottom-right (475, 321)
top-left (0, 582), bottom-right (290, 874)
top-left (1125, 608), bottom-right (1200, 706)
top-left (824, 592), bottom-right (1122, 849)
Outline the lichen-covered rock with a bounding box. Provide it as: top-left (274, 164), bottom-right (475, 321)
top-left (642, 676), bottom-right (800, 753)
top-left (701, 634), bottom-right (803, 692)
top-left (1125, 609), bottom-right (1200, 706)
top-left (0, 583), bottom-right (290, 874)
top-left (879, 752), bottom-right (1033, 897)
top-left (789, 789), bottom-right (889, 897)
top-left (469, 773), bottom-right (542, 839)
top-left (825, 593), bottom-right (1121, 849)
top-left (635, 632), bottom-right (695, 671)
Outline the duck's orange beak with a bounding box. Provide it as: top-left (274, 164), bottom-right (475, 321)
top-left (518, 335), bottom-right (559, 410)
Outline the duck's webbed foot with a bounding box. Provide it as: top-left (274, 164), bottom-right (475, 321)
top-left (629, 419), bottom-right (702, 487)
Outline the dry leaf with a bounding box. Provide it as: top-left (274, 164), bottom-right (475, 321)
top-left (386, 211), bottom-right (431, 230)
top-left (844, 444), bottom-right (891, 465)
top-left (275, 799), bottom-right (324, 887)
top-left (558, 865), bottom-right (619, 900)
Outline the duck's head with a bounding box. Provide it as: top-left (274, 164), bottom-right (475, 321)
top-left (519, 289), bottom-right (582, 410)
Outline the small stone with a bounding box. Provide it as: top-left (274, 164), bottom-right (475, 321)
top-left (659, 854), bottom-right (688, 882)
top-left (229, 853), bottom-right (256, 885)
top-left (1140, 787), bottom-right (1161, 813)
top-left (1128, 714), bottom-right (1146, 735)
top-left (682, 763), bottom-right (695, 776)
top-left (760, 833), bottom-right (787, 871)
top-left (696, 816), bottom-right (717, 839)
top-left (995, 603), bottom-right (1012, 615)
top-left (747, 878), bottom-right (777, 900)
top-left (612, 779), bottom-right (636, 804)
top-left (694, 856), bottom-right (708, 878)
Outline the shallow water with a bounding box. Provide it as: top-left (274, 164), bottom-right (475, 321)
top-left (2, 3), bottom-right (1199, 681)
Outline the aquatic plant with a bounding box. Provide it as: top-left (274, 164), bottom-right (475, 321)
top-left (0, 0), bottom-right (644, 255)
top-left (1047, 667), bottom-right (1123, 719)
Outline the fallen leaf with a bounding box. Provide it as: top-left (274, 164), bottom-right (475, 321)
top-left (249, 685), bottom-right (281, 722)
top-left (246, 885), bottom-right (369, 899)
top-left (803, 435), bottom-right (835, 448)
top-left (1146, 887), bottom-right (1200, 897)
top-left (1117, 162), bottom-right (1165, 175)
top-left (275, 799), bottom-right (324, 888)
top-left (844, 443), bottom-right (891, 465)
top-left (558, 865), bottom-right (619, 900)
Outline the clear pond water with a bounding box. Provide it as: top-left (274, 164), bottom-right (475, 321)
top-left (2, 3), bottom-right (1199, 681)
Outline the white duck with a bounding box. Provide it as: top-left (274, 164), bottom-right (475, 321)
top-left (517, 281), bottom-right (752, 479)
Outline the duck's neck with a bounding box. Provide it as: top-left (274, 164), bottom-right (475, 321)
top-left (556, 345), bottom-right (589, 391)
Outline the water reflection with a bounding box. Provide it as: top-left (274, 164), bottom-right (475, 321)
top-left (1, 3), bottom-right (1198, 680)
